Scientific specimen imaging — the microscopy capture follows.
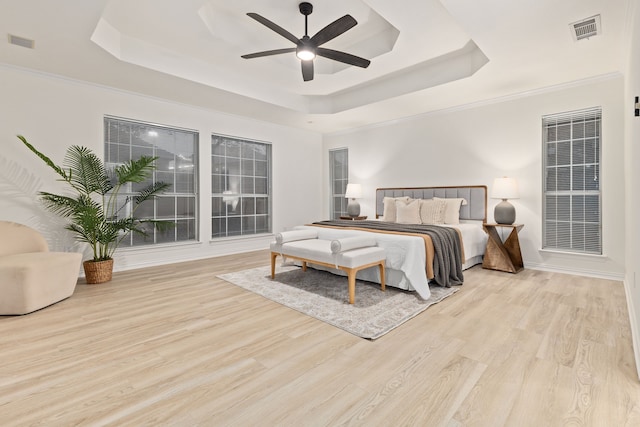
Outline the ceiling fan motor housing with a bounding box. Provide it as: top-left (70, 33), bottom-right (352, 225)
top-left (299, 2), bottom-right (313, 16)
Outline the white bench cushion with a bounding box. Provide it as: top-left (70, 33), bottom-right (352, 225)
top-left (271, 239), bottom-right (333, 264)
top-left (334, 246), bottom-right (386, 268)
top-left (270, 239), bottom-right (384, 268)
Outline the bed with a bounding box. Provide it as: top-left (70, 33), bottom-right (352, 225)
top-left (294, 185), bottom-right (488, 300)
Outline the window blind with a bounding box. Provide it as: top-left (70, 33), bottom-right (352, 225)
top-left (329, 148), bottom-right (349, 219)
top-left (542, 107), bottom-right (601, 254)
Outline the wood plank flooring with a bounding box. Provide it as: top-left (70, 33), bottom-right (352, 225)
top-left (1, 250), bottom-right (639, 426)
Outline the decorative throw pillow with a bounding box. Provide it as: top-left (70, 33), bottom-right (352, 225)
top-left (419, 198), bottom-right (446, 224)
top-left (396, 199), bottom-right (421, 224)
top-left (433, 197), bottom-right (467, 224)
top-left (382, 196), bottom-right (410, 222)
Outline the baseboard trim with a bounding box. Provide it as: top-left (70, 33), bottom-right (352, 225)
top-left (103, 236), bottom-right (272, 274)
top-left (524, 262), bottom-right (625, 281)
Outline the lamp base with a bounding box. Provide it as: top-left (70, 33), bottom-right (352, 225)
top-left (346, 199), bottom-right (360, 217)
top-left (494, 200), bottom-right (515, 225)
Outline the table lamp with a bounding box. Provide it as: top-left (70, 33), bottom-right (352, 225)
top-left (345, 183), bottom-right (362, 217)
top-left (491, 177), bottom-right (519, 225)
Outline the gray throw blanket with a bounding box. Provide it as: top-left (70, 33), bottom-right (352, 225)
top-left (312, 220), bottom-right (464, 287)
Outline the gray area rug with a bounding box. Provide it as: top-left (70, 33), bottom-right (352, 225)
top-left (217, 265), bottom-right (460, 340)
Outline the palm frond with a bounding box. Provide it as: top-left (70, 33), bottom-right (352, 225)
top-left (17, 135), bottom-right (68, 180)
top-left (134, 181), bottom-right (172, 205)
top-left (39, 192), bottom-right (84, 218)
top-left (64, 145), bottom-right (110, 196)
top-left (115, 156), bottom-right (157, 184)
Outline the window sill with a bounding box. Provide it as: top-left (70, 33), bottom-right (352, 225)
top-left (209, 233), bottom-right (273, 244)
top-left (118, 240), bottom-right (203, 253)
top-left (538, 248), bottom-right (607, 259)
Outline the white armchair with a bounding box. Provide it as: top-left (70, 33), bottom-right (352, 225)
top-left (0, 221), bottom-right (82, 315)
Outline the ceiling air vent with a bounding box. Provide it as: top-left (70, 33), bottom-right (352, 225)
top-left (8, 34), bottom-right (35, 49)
top-left (570, 15), bottom-right (601, 41)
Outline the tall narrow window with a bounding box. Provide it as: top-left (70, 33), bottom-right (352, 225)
top-left (542, 107), bottom-right (601, 254)
top-left (104, 116), bottom-right (198, 246)
top-left (329, 148), bottom-right (349, 219)
top-left (211, 135), bottom-right (272, 238)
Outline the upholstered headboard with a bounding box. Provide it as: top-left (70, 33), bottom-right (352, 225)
top-left (376, 185), bottom-right (487, 222)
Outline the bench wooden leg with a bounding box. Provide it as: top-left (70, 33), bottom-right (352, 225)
top-left (271, 252), bottom-right (385, 304)
top-left (270, 252), bottom-right (278, 279)
top-left (347, 270), bottom-right (356, 304)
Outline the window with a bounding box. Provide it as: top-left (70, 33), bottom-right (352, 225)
top-left (211, 135), bottom-right (271, 238)
top-left (329, 148), bottom-right (348, 219)
top-left (542, 107), bottom-right (601, 254)
top-left (104, 117), bottom-right (198, 246)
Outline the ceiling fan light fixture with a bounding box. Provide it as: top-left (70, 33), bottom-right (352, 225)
top-left (296, 47), bottom-right (316, 60)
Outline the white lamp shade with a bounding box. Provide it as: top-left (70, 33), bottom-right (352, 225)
top-left (345, 183), bottom-right (362, 199)
top-left (491, 177), bottom-right (519, 200)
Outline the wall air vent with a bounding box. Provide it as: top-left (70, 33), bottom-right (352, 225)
top-left (570, 15), bottom-right (601, 41)
top-left (8, 34), bottom-right (35, 49)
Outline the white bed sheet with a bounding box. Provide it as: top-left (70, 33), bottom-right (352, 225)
top-left (290, 222), bottom-right (487, 300)
top-left (442, 221), bottom-right (488, 267)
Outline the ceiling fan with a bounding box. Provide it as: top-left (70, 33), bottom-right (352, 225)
top-left (241, 2), bottom-right (371, 82)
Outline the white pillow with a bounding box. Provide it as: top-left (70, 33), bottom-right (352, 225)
top-left (433, 197), bottom-right (467, 225)
top-left (396, 199), bottom-right (421, 224)
top-left (382, 196), bottom-right (410, 222)
top-left (275, 229), bottom-right (318, 244)
top-left (419, 198), bottom-right (446, 224)
top-left (330, 236), bottom-right (377, 253)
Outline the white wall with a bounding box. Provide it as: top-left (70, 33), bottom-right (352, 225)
top-left (624, 0), bottom-right (640, 379)
top-left (323, 77), bottom-right (626, 279)
top-left (0, 65), bottom-right (323, 271)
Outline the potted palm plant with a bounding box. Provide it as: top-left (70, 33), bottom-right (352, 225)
top-left (18, 135), bottom-right (172, 284)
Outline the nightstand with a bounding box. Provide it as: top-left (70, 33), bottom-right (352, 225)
top-left (482, 223), bottom-right (524, 273)
top-left (339, 216), bottom-right (368, 220)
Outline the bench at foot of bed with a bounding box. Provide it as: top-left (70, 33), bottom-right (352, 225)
top-left (270, 232), bottom-right (386, 304)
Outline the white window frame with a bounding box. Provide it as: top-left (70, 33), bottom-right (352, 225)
top-left (104, 116), bottom-right (199, 247)
top-left (329, 148), bottom-right (349, 219)
top-left (211, 134), bottom-right (272, 238)
top-left (542, 107), bottom-right (602, 255)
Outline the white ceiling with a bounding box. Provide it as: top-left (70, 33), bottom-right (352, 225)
top-left (0, 0), bottom-right (632, 133)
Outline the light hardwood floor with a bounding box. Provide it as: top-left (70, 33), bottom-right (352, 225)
top-left (1, 250), bottom-right (639, 426)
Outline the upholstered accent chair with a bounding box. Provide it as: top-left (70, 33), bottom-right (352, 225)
top-left (0, 221), bottom-right (82, 315)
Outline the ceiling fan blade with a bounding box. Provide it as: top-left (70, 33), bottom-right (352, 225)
top-left (247, 13), bottom-right (301, 45)
top-left (242, 48), bottom-right (296, 59)
top-left (316, 48), bottom-right (371, 68)
top-left (301, 60), bottom-right (314, 81)
top-left (310, 15), bottom-right (357, 47)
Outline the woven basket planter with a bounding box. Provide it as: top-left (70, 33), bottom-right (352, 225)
top-left (83, 259), bottom-right (114, 284)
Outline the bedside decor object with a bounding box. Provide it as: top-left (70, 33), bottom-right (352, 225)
top-left (491, 177), bottom-right (519, 225)
top-left (482, 223), bottom-right (524, 273)
top-left (345, 183), bottom-right (362, 217)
